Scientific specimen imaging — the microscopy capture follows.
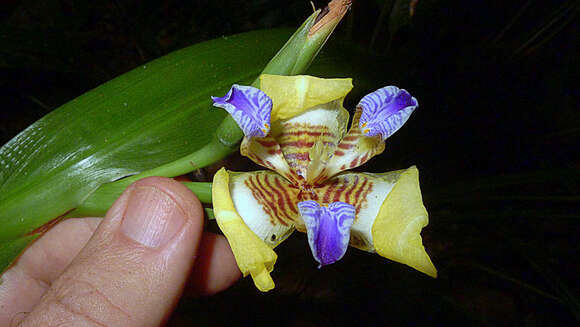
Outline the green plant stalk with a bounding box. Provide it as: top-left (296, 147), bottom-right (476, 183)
top-left (75, 4), bottom-right (350, 216)
top-left (69, 140), bottom-right (230, 218)
top-left (71, 182), bottom-right (212, 218)
top-left (204, 208), bottom-right (215, 220)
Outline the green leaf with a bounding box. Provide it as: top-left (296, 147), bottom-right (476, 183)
top-left (0, 28), bottom-right (294, 240)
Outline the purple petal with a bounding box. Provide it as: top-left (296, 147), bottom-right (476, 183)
top-left (298, 201), bottom-right (355, 268)
top-left (211, 85), bottom-right (272, 138)
top-left (358, 86), bottom-right (418, 141)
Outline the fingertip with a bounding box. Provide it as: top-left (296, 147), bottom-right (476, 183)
top-left (128, 176), bottom-right (204, 230)
top-left (133, 178), bottom-right (239, 295)
top-left (187, 232), bottom-right (241, 296)
top-left (131, 178), bottom-right (239, 296)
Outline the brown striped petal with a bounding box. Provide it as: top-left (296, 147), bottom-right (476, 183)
top-left (240, 104), bottom-right (350, 185)
top-left (303, 172), bottom-right (394, 251)
top-left (213, 168), bottom-right (278, 291)
top-left (270, 104), bottom-right (349, 184)
top-left (228, 170), bottom-right (301, 247)
top-left (312, 108), bottom-right (386, 183)
top-left (240, 135), bottom-right (298, 184)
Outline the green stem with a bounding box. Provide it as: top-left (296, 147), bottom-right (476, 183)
top-left (120, 138), bottom-right (232, 183)
top-left (204, 208), bottom-right (215, 220)
top-left (71, 137), bottom-right (227, 217)
top-left (70, 181), bottom-right (212, 218)
top-left (183, 182), bottom-right (212, 203)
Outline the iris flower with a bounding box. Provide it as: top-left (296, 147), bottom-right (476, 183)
top-left (211, 75), bottom-right (436, 292)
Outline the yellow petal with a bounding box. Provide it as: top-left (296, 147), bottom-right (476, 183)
top-left (212, 168), bottom-right (278, 291)
top-left (218, 220), bottom-right (276, 291)
top-left (371, 166), bottom-right (437, 278)
top-left (260, 74), bottom-right (353, 121)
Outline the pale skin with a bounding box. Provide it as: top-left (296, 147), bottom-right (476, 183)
top-left (0, 177), bottom-right (241, 326)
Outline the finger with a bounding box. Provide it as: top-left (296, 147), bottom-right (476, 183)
top-left (0, 185), bottom-right (241, 324)
top-left (0, 226), bottom-right (241, 324)
top-left (0, 218), bottom-right (101, 326)
top-left (19, 176), bottom-right (204, 327)
top-left (186, 231), bottom-right (241, 296)
top-left (0, 226), bottom-right (241, 323)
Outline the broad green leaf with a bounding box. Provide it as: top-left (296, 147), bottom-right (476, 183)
top-left (0, 29), bottom-right (294, 240)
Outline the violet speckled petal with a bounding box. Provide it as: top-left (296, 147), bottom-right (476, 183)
top-left (211, 84), bottom-right (272, 138)
top-left (298, 201), bottom-right (355, 268)
top-left (358, 86), bottom-right (418, 141)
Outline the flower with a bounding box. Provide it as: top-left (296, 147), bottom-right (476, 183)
top-left (211, 74), bottom-right (436, 292)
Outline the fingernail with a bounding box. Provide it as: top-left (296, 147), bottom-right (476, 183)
top-left (121, 186), bottom-right (186, 248)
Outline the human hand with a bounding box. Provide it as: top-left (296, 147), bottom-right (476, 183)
top-left (0, 177), bottom-right (241, 326)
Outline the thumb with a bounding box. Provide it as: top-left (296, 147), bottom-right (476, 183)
top-left (20, 177), bottom-right (204, 327)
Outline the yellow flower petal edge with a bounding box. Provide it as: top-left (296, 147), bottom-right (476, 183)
top-left (371, 166), bottom-right (438, 278)
top-left (212, 168), bottom-right (278, 291)
top-left (260, 74), bottom-right (353, 121)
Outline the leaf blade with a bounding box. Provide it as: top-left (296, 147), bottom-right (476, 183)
top-left (0, 29), bottom-right (294, 240)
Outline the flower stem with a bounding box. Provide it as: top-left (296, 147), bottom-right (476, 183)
top-left (69, 181), bottom-right (212, 218)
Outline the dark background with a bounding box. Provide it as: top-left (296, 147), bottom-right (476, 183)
top-left (1, 0), bottom-right (578, 326)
